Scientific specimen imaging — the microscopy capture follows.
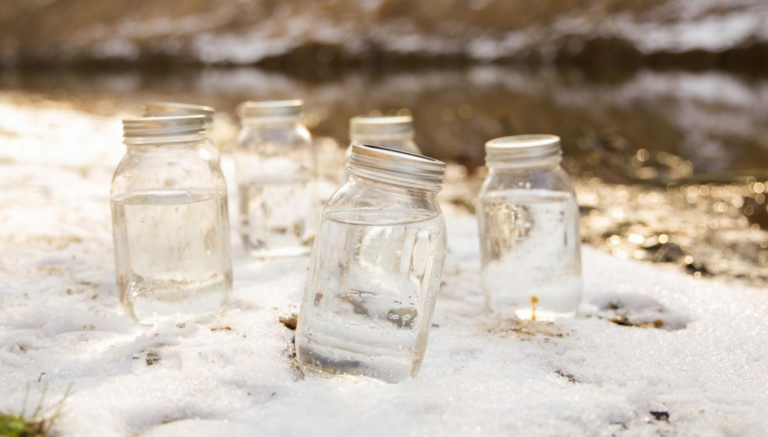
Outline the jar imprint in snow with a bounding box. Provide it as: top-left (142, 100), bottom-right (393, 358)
top-left (477, 135), bottom-right (582, 321)
top-left (236, 100), bottom-right (316, 259)
top-left (297, 144), bottom-right (447, 384)
top-left (143, 102), bottom-right (220, 163)
top-left (110, 116), bottom-right (233, 324)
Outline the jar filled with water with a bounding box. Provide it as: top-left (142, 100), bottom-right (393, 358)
top-left (296, 144), bottom-right (448, 383)
top-left (236, 100), bottom-right (316, 258)
top-left (110, 116), bottom-right (233, 324)
top-left (143, 101), bottom-right (221, 163)
top-left (477, 135), bottom-right (582, 321)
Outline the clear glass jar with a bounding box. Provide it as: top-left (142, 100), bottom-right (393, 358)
top-left (110, 116), bottom-right (233, 324)
top-left (143, 102), bottom-right (220, 163)
top-left (340, 115), bottom-right (421, 183)
top-left (236, 100), bottom-right (316, 259)
top-left (348, 115), bottom-right (421, 155)
top-left (477, 135), bottom-right (582, 321)
top-left (296, 144), bottom-right (448, 384)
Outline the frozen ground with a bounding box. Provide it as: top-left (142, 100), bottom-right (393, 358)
top-left (0, 101), bottom-right (767, 436)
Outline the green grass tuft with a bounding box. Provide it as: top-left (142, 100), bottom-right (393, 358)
top-left (0, 385), bottom-right (72, 437)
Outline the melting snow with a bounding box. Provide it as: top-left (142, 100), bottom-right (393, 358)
top-left (0, 101), bottom-right (766, 436)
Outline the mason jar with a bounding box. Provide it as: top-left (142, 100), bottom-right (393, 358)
top-left (296, 144), bottom-right (448, 384)
top-left (477, 135), bottom-right (582, 321)
top-left (349, 115), bottom-right (420, 155)
top-left (111, 116), bottom-right (233, 324)
top-left (236, 100), bottom-right (315, 259)
top-left (143, 102), bottom-right (220, 163)
top-left (340, 115), bottom-right (421, 183)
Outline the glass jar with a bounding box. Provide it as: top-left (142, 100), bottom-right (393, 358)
top-left (477, 135), bottom-right (582, 321)
top-left (143, 102), bottom-right (220, 163)
top-left (340, 115), bottom-right (421, 183)
top-left (349, 115), bottom-right (421, 155)
top-left (296, 144), bottom-right (448, 383)
top-left (236, 100), bottom-right (316, 258)
top-left (110, 116), bottom-right (233, 324)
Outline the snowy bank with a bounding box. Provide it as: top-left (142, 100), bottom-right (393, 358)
top-left (1, 0), bottom-right (768, 65)
top-left (0, 101), bottom-right (767, 436)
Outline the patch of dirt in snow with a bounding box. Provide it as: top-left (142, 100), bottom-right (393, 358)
top-left (284, 335), bottom-right (304, 382)
top-left (483, 318), bottom-right (569, 341)
top-left (584, 292), bottom-right (691, 330)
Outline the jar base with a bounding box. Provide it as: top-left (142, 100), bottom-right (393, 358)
top-left (298, 362), bottom-right (404, 385)
top-left (135, 308), bottom-right (222, 326)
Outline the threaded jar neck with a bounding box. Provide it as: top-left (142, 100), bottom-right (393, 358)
top-left (123, 115), bottom-right (207, 145)
top-left (350, 115), bottom-right (414, 140)
top-left (238, 99), bottom-right (303, 124)
top-left (485, 134), bottom-right (563, 169)
top-left (347, 144), bottom-right (445, 192)
top-left (143, 102), bottom-right (215, 125)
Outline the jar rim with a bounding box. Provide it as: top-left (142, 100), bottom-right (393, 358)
top-left (238, 99), bottom-right (303, 118)
top-left (350, 115), bottom-right (413, 136)
top-left (485, 134), bottom-right (562, 164)
top-left (123, 115), bottom-right (206, 140)
top-left (348, 144), bottom-right (445, 191)
top-left (144, 102), bottom-right (215, 123)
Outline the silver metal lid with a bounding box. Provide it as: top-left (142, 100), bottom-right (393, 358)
top-left (348, 144), bottom-right (445, 189)
top-left (350, 115), bottom-right (413, 137)
top-left (144, 102), bottom-right (215, 124)
top-left (485, 134), bottom-right (562, 164)
top-left (123, 115), bottom-right (206, 138)
top-left (238, 100), bottom-right (303, 118)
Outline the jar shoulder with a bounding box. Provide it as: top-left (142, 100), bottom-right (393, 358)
top-left (325, 179), bottom-right (443, 217)
top-left (111, 147), bottom-right (227, 198)
top-left (479, 166), bottom-right (575, 196)
top-left (347, 139), bottom-right (420, 155)
top-left (237, 124), bottom-right (312, 150)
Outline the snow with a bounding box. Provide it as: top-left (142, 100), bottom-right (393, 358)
top-left (1, 101), bottom-right (767, 436)
top-left (7, 0), bottom-right (767, 65)
top-left (186, 0), bottom-right (768, 63)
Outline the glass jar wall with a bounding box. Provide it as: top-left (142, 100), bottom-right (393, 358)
top-left (110, 115), bottom-right (233, 324)
top-left (296, 144), bottom-right (448, 383)
top-left (143, 102), bottom-right (221, 163)
top-left (340, 115), bottom-right (420, 183)
top-left (348, 115), bottom-right (420, 155)
top-left (236, 100), bottom-right (316, 259)
top-left (476, 135), bottom-right (582, 321)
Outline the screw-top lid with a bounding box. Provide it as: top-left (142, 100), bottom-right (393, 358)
top-left (348, 144), bottom-right (445, 190)
top-left (144, 102), bottom-right (215, 124)
top-left (238, 100), bottom-right (303, 118)
top-left (123, 115), bottom-right (206, 139)
top-left (350, 115), bottom-right (414, 137)
top-left (485, 134), bottom-right (562, 164)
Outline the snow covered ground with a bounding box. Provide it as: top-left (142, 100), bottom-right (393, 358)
top-left (0, 101), bottom-right (766, 436)
top-left (2, 0), bottom-right (768, 65)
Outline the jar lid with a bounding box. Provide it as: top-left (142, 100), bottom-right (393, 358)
top-left (123, 115), bottom-right (206, 138)
top-left (349, 144), bottom-right (445, 189)
top-left (144, 102), bottom-right (215, 123)
top-left (485, 134), bottom-right (562, 163)
top-left (238, 100), bottom-right (303, 118)
top-left (350, 115), bottom-right (413, 136)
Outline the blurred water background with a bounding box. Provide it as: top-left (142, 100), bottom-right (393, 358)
top-left (1, 0), bottom-right (767, 287)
